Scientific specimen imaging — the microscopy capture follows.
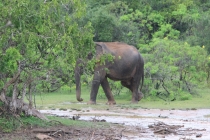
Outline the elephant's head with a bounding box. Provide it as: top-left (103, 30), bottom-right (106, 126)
top-left (75, 43), bottom-right (104, 102)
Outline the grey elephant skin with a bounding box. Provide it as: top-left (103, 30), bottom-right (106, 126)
top-left (75, 42), bottom-right (144, 105)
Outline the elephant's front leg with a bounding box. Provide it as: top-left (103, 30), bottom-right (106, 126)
top-left (101, 78), bottom-right (116, 105)
top-left (89, 71), bottom-right (101, 104)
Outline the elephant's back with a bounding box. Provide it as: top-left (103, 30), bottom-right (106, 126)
top-left (102, 42), bottom-right (139, 57)
top-left (102, 42), bottom-right (141, 80)
top-left (103, 42), bottom-right (137, 50)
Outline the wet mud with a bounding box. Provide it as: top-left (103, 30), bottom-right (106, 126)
top-left (40, 107), bottom-right (210, 140)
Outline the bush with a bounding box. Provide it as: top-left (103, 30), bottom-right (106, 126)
top-left (141, 38), bottom-right (208, 100)
top-left (179, 92), bottom-right (192, 101)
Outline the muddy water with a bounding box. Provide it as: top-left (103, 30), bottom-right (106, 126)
top-left (40, 108), bottom-right (210, 140)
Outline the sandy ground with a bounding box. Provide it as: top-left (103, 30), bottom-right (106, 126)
top-left (40, 107), bottom-right (210, 140)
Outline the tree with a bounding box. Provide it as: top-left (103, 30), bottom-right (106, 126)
top-left (0, 0), bottom-right (93, 119)
top-left (184, 8), bottom-right (210, 54)
top-left (83, 0), bottom-right (210, 100)
top-left (141, 38), bottom-right (208, 101)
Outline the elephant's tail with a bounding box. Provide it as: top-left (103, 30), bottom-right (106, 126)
top-left (140, 68), bottom-right (144, 91)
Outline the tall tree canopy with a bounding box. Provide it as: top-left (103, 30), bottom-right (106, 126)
top-left (0, 0), bottom-right (93, 117)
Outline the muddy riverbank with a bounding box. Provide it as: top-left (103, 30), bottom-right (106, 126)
top-left (40, 108), bottom-right (210, 140)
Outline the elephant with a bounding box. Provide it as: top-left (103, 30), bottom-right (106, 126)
top-left (75, 42), bottom-right (144, 104)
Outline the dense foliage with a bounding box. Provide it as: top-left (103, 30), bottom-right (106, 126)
top-left (0, 0), bottom-right (210, 116)
top-left (0, 0), bottom-right (93, 114)
top-left (83, 0), bottom-right (210, 99)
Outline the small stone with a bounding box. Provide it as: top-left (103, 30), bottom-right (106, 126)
top-left (35, 133), bottom-right (55, 140)
top-left (191, 108), bottom-right (197, 110)
top-left (196, 133), bottom-right (202, 138)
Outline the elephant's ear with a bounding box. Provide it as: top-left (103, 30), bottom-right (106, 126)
top-left (95, 42), bottom-right (105, 56)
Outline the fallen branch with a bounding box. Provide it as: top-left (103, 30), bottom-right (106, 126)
top-left (91, 116), bottom-right (106, 122)
top-left (149, 121), bottom-right (206, 136)
top-left (50, 129), bottom-right (65, 138)
top-left (33, 129), bottom-right (73, 134)
top-left (149, 121), bottom-right (183, 135)
top-left (154, 128), bottom-right (176, 134)
top-left (90, 130), bottom-right (95, 140)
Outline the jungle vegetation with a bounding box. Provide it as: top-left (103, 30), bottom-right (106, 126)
top-left (0, 0), bottom-right (210, 117)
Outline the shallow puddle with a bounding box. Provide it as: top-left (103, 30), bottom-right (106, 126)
top-left (40, 108), bottom-right (210, 140)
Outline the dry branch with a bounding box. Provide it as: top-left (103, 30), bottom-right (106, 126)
top-left (149, 121), bottom-right (206, 136)
top-left (33, 129), bottom-right (73, 134)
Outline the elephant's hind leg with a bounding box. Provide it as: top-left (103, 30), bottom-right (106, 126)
top-left (131, 76), bottom-right (143, 103)
top-left (131, 79), bottom-right (141, 103)
top-left (121, 79), bottom-right (140, 103)
top-left (101, 78), bottom-right (116, 105)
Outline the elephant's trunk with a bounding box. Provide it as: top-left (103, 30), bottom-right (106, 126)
top-left (76, 88), bottom-right (83, 102)
top-left (75, 59), bottom-right (83, 102)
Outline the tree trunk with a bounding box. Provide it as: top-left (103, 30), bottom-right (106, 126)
top-left (11, 78), bottom-right (19, 112)
top-left (0, 72), bottom-right (48, 120)
top-left (5, 97), bottom-right (48, 120)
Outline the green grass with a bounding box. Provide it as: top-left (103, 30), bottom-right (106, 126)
top-left (118, 88), bottom-right (210, 109)
top-left (47, 116), bottom-right (110, 128)
top-left (0, 114), bottom-right (109, 133)
top-left (34, 86), bottom-right (210, 110)
top-left (0, 115), bottom-right (52, 132)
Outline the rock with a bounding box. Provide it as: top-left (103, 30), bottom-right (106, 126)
top-left (35, 133), bottom-right (55, 140)
top-left (196, 133), bottom-right (202, 138)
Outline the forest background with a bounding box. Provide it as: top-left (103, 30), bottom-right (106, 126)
top-left (0, 0), bottom-right (210, 116)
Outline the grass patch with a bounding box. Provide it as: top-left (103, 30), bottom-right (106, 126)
top-left (47, 116), bottom-right (110, 128)
top-left (0, 115), bottom-right (51, 132)
top-left (0, 114), bottom-right (110, 133)
top-left (34, 86), bottom-right (210, 110)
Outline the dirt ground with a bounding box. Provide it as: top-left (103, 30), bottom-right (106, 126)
top-left (0, 124), bottom-right (136, 140)
top-left (1, 107), bottom-right (210, 140)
